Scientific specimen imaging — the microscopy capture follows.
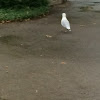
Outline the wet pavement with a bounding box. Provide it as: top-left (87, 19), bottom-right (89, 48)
top-left (0, 1), bottom-right (100, 100)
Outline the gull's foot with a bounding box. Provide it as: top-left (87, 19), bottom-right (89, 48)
top-left (68, 29), bottom-right (71, 31)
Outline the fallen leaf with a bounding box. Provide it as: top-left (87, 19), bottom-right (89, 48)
top-left (61, 62), bottom-right (66, 64)
top-left (5, 66), bottom-right (8, 68)
top-left (1, 21), bottom-right (5, 24)
top-left (6, 21), bottom-right (11, 23)
top-left (46, 35), bottom-right (52, 38)
top-left (25, 18), bottom-right (30, 21)
top-left (43, 14), bottom-right (46, 16)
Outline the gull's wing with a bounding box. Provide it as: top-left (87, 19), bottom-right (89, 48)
top-left (61, 18), bottom-right (71, 30)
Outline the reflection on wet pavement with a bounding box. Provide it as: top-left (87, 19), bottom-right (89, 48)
top-left (66, 0), bottom-right (100, 24)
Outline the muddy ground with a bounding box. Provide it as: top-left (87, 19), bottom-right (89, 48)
top-left (0, 1), bottom-right (100, 100)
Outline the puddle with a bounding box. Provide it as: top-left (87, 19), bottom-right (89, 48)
top-left (94, 11), bottom-right (100, 13)
top-left (93, 2), bottom-right (100, 3)
top-left (0, 97), bottom-right (7, 100)
top-left (66, 0), bottom-right (100, 24)
top-left (0, 35), bottom-right (22, 46)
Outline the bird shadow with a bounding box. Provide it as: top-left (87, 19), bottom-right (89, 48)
top-left (60, 30), bottom-right (72, 34)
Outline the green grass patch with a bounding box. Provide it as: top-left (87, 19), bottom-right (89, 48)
top-left (0, 6), bottom-right (49, 22)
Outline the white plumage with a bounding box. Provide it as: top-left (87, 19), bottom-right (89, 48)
top-left (61, 13), bottom-right (71, 31)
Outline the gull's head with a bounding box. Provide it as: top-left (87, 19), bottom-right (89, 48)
top-left (62, 13), bottom-right (66, 17)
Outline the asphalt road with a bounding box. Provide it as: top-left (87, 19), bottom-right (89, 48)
top-left (0, 1), bottom-right (100, 100)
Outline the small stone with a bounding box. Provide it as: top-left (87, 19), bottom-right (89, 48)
top-left (35, 90), bottom-right (38, 93)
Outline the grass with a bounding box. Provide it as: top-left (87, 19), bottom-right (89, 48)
top-left (0, 6), bottom-right (49, 22)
